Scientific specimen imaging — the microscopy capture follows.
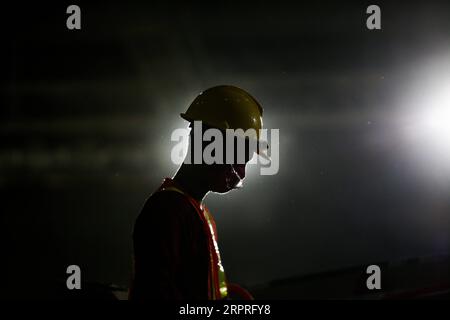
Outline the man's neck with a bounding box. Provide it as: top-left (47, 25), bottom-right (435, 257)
top-left (173, 165), bottom-right (210, 203)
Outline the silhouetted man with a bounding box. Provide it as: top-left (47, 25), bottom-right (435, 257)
top-left (129, 86), bottom-right (267, 300)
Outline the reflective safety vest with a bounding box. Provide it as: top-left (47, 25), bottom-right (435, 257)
top-left (158, 178), bottom-right (228, 300)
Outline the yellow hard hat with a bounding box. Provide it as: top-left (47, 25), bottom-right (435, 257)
top-left (181, 85), bottom-right (269, 157)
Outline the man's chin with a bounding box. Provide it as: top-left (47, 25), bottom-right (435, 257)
top-left (212, 187), bottom-right (234, 194)
top-left (212, 181), bottom-right (241, 194)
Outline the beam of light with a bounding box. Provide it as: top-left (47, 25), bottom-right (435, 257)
top-left (397, 53), bottom-right (450, 183)
top-left (416, 83), bottom-right (450, 153)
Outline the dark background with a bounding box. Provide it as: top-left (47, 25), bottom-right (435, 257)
top-left (2, 1), bottom-right (450, 298)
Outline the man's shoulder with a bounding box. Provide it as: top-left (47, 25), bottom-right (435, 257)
top-left (146, 189), bottom-right (193, 209)
top-left (137, 189), bottom-right (198, 225)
